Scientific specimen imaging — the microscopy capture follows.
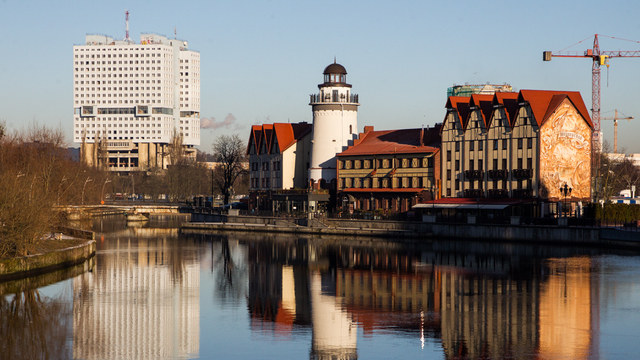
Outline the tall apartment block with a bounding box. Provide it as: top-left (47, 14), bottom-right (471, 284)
top-left (73, 32), bottom-right (200, 171)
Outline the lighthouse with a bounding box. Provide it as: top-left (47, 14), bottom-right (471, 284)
top-left (308, 61), bottom-right (360, 189)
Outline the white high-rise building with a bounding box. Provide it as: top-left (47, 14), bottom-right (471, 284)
top-left (308, 61), bottom-right (359, 188)
top-left (73, 32), bottom-right (200, 171)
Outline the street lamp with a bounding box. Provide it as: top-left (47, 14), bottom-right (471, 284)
top-left (82, 177), bottom-right (92, 206)
top-left (57, 176), bottom-right (67, 206)
top-left (560, 183), bottom-right (572, 217)
top-left (101, 179), bottom-right (112, 204)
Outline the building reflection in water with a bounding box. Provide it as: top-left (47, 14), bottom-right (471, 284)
top-left (233, 235), bottom-right (601, 360)
top-left (538, 257), bottom-right (598, 359)
top-left (73, 227), bottom-right (200, 360)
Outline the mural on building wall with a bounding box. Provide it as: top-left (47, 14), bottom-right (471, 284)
top-left (540, 100), bottom-right (592, 200)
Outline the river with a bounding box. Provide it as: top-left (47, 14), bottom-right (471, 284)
top-left (1, 216), bottom-right (640, 359)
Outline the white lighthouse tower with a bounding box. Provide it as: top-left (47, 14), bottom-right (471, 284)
top-left (308, 61), bottom-right (359, 189)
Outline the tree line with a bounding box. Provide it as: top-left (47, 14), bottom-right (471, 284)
top-left (0, 122), bottom-right (247, 258)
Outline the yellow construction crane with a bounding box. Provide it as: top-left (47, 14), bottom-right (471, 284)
top-left (601, 109), bottom-right (634, 153)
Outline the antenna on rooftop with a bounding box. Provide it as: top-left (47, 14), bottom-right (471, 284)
top-left (124, 10), bottom-right (134, 44)
top-left (174, 27), bottom-right (177, 40)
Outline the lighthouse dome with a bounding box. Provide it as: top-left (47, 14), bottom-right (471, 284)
top-left (323, 62), bottom-right (347, 75)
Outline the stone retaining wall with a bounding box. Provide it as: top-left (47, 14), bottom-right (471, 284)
top-left (0, 240), bottom-right (96, 282)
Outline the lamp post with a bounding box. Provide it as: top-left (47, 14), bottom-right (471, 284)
top-left (101, 179), bottom-right (112, 204)
top-left (560, 183), bottom-right (572, 217)
top-left (130, 173), bottom-right (135, 201)
top-left (82, 177), bottom-right (92, 206)
top-left (57, 176), bottom-right (67, 206)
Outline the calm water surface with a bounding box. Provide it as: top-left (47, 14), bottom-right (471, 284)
top-left (2, 217), bottom-right (640, 359)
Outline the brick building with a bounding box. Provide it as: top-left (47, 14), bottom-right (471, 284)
top-left (336, 125), bottom-right (442, 214)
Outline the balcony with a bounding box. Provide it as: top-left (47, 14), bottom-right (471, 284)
top-left (309, 93), bottom-right (359, 104)
top-left (487, 189), bottom-right (509, 198)
top-left (464, 170), bottom-right (484, 180)
top-left (487, 169), bottom-right (508, 179)
top-left (512, 189), bottom-right (532, 198)
top-left (512, 169), bottom-right (533, 179)
top-left (464, 189), bottom-right (483, 198)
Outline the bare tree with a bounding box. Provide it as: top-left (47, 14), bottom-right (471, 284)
top-left (212, 135), bottom-right (247, 205)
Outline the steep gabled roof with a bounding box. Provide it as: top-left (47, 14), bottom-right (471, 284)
top-left (247, 122), bottom-right (311, 156)
top-left (246, 125), bottom-right (264, 155)
top-left (272, 122), bottom-right (312, 153)
top-left (338, 125), bottom-right (442, 157)
top-left (444, 96), bottom-right (471, 131)
top-left (261, 124), bottom-right (273, 154)
top-left (518, 90), bottom-right (593, 128)
top-left (491, 92), bottom-right (520, 127)
top-left (469, 94), bottom-right (494, 128)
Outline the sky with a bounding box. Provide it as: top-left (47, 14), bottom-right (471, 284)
top-left (1, 0), bottom-right (640, 153)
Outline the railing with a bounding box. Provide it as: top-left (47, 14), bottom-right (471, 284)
top-left (309, 93), bottom-right (359, 104)
top-left (512, 189), bottom-right (532, 198)
top-left (512, 169), bottom-right (533, 179)
top-left (487, 169), bottom-right (508, 179)
top-left (464, 170), bottom-right (484, 180)
top-left (487, 189), bottom-right (509, 198)
top-left (464, 189), bottom-right (483, 198)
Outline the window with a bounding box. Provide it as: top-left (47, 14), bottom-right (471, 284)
top-left (502, 159), bottom-right (507, 170)
top-left (478, 159), bottom-right (483, 171)
top-left (478, 141), bottom-right (483, 151)
top-left (493, 159), bottom-right (498, 169)
top-left (469, 141), bottom-right (474, 151)
top-left (518, 138), bottom-right (523, 149)
top-left (447, 169), bottom-right (451, 180)
top-left (502, 139), bottom-right (508, 150)
top-left (447, 150), bottom-right (451, 161)
top-left (517, 158), bottom-right (523, 169)
top-left (469, 159), bottom-right (474, 171)
top-left (455, 160), bottom-right (459, 171)
top-left (455, 180), bottom-right (459, 190)
top-left (455, 142), bottom-right (460, 152)
top-left (527, 137), bottom-right (533, 149)
top-left (527, 157), bottom-right (532, 169)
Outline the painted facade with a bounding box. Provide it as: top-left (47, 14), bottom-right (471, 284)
top-left (440, 90), bottom-right (593, 210)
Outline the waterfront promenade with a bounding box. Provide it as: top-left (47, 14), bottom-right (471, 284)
top-left (182, 214), bottom-right (640, 250)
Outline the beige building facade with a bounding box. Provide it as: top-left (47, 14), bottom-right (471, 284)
top-left (440, 90), bottom-right (592, 214)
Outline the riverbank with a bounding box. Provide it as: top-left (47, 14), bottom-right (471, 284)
top-left (181, 215), bottom-right (640, 250)
top-left (0, 228), bottom-right (96, 282)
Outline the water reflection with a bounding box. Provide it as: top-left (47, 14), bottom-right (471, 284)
top-left (73, 225), bottom-right (200, 360)
top-left (2, 217), bottom-right (639, 359)
top-left (0, 290), bottom-right (72, 359)
top-left (188, 232), bottom-right (628, 360)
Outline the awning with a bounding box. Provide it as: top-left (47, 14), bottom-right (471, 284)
top-left (412, 203), bottom-right (509, 210)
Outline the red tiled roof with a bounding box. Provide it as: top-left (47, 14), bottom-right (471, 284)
top-left (272, 122), bottom-right (312, 152)
top-left (445, 96), bottom-right (471, 130)
top-left (518, 90), bottom-right (593, 128)
top-left (337, 126), bottom-right (442, 157)
top-left (246, 125), bottom-right (264, 155)
top-left (247, 122), bottom-right (311, 156)
top-left (469, 94), bottom-right (494, 128)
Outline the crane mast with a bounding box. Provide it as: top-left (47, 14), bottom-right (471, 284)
top-left (543, 34), bottom-right (640, 150)
top-left (601, 110), bottom-right (634, 154)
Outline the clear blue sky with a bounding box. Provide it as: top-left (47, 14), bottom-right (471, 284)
top-left (1, 0), bottom-right (640, 153)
